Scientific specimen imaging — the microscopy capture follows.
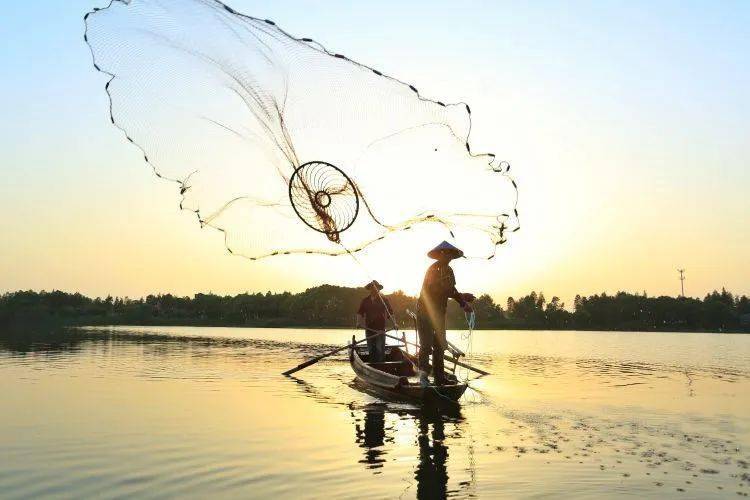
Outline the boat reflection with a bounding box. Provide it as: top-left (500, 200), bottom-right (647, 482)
top-left (353, 401), bottom-right (468, 498)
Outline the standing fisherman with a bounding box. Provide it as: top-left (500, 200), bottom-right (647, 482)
top-left (417, 241), bottom-right (474, 387)
top-left (356, 280), bottom-right (393, 363)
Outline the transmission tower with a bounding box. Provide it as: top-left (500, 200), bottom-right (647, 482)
top-left (677, 269), bottom-right (686, 297)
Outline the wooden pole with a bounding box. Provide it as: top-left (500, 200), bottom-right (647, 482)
top-left (445, 355), bottom-right (490, 376)
top-left (282, 327), bottom-right (490, 378)
top-left (380, 332), bottom-right (490, 377)
top-left (447, 340), bottom-right (465, 357)
top-left (282, 329), bottom-right (387, 376)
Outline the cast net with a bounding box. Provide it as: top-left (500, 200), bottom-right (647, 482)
top-left (84, 0), bottom-right (520, 260)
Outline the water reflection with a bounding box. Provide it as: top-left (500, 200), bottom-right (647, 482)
top-left (354, 404), bottom-right (390, 469)
top-left (350, 399), bottom-right (469, 498)
top-left (415, 412), bottom-right (450, 499)
top-left (1, 326), bottom-right (749, 498)
top-left (0, 328), bottom-right (94, 354)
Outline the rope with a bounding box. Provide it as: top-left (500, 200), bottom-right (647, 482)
top-left (457, 310), bottom-right (476, 382)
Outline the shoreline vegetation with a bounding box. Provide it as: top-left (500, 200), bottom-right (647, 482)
top-left (1, 285), bottom-right (749, 334)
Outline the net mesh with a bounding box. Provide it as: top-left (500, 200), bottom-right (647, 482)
top-left (84, 0), bottom-right (520, 260)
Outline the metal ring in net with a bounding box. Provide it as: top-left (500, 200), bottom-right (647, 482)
top-left (288, 161), bottom-right (359, 241)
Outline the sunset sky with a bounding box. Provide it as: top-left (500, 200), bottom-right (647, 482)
top-left (1, 0), bottom-right (748, 305)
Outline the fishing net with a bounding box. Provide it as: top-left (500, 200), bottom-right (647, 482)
top-left (84, 0), bottom-right (520, 260)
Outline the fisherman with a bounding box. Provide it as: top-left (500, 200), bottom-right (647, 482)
top-left (417, 241), bottom-right (474, 387)
top-left (356, 280), bottom-right (394, 363)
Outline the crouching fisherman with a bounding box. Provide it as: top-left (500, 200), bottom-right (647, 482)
top-left (417, 241), bottom-right (474, 387)
top-left (356, 280), bottom-right (394, 363)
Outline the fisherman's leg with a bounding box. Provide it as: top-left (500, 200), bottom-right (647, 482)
top-left (417, 315), bottom-right (434, 387)
top-left (432, 346), bottom-right (446, 385)
top-left (417, 316), bottom-right (433, 372)
top-left (374, 332), bottom-right (385, 362)
top-left (434, 313), bottom-right (448, 351)
top-left (432, 315), bottom-right (447, 385)
top-left (365, 332), bottom-right (377, 361)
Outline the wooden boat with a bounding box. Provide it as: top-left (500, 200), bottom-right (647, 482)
top-left (349, 341), bottom-right (468, 405)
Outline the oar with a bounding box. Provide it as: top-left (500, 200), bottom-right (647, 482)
top-left (282, 324), bottom-right (490, 377)
top-left (446, 340), bottom-right (465, 358)
top-left (379, 331), bottom-right (491, 376)
top-left (445, 354), bottom-right (490, 376)
top-left (281, 329), bottom-right (387, 376)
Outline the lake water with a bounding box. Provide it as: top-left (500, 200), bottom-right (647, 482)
top-left (1, 327), bottom-right (749, 499)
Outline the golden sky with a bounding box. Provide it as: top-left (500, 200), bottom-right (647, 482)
top-left (1, 1), bottom-right (748, 305)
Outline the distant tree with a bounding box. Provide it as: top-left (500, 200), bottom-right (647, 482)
top-left (506, 292), bottom-right (547, 327)
top-left (0, 286), bottom-right (748, 332)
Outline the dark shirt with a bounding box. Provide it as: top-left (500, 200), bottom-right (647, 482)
top-left (358, 295), bottom-right (393, 332)
top-left (418, 261), bottom-right (465, 317)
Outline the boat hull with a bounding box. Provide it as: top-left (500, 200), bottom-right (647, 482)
top-left (349, 344), bottom-right (467, 405)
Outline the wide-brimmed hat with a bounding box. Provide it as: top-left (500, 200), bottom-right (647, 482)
top-left (364, 280), bottom-right (384, 291)
top-left (427, 241), bottom-right (464, 260)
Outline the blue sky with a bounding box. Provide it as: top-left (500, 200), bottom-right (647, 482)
top-left (1, 0), bottom-right (748, 301)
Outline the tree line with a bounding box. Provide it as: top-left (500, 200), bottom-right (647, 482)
top-left (1, 286), bottom-right (748, 332)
